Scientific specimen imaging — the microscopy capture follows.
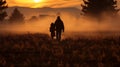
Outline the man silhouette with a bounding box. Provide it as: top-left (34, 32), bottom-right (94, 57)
top-left (54, 16), bottom-right (64, 41)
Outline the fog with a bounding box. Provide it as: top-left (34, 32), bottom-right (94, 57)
top-left (0, 12), bottom-right (120, 36)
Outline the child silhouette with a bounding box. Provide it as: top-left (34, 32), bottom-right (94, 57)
top-left (50, 23), bottom-right (55, 39)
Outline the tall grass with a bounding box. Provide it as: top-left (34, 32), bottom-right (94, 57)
top-left (0, 33), bottom-right (120, 67)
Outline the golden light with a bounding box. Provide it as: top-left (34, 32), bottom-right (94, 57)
top-left (34, 0), bottom-right (41, 3)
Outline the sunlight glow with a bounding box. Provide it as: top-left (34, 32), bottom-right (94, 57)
top-left (7, 0), bottom-right (82, 8)
top-left (34, 0), bottom-right (42, 3)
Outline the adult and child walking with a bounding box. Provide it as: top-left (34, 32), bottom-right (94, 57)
top-left (50, 16), bottom-right (64, 41)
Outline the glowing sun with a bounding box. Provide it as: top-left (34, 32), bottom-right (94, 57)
top-left (34, 0), bottom-right (41, 3)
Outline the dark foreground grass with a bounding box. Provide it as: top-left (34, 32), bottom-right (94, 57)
top-left (0, 33), bottom-right (120, 67)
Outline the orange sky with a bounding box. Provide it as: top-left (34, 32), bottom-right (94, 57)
top-left (6, 0), bottom-right (82, 8)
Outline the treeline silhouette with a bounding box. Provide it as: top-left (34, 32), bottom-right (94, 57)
top-left (9, 8), bottom-right (25, 23)
top-left (81, 0), bottom-right (119, 18)
top-left (0, 0), bottom-right (7, 21)
top-left (0, 33), bottom-right (120, 67)
top-left (0, 0), bottom-right (119, 23)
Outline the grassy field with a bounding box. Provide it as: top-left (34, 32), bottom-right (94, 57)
top-left (0, 33), bottom-right (120, 67)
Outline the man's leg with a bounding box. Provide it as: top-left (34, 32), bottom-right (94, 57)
top-left (58, 31), bottom-right (62, 41)
top-left (56, 31), bottom-right (59, 40)
top-left (59, 32), bottom-right (62, 41)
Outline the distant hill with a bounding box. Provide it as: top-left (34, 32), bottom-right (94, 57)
top-left (6, 6), bottom-right (81, 19)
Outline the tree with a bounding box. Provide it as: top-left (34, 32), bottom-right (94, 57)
top-left (81, 0), bottom-right (119, 18)
top-left (0, 0), bottom-right (8, 21)
top-left (29, 16), bottom-right (38, 22)
top-left (9, 8), bottom-right (24, 23)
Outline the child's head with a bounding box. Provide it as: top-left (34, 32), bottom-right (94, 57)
top-left (51, 23), bottom-right (54, 26)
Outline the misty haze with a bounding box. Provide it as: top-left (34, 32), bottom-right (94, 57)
top-left (0, 0), bottom-right (120, 67)
top-left (1, 7), bottom-right (120, 35)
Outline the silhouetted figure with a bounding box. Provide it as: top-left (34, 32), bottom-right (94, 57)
top-left (50, 23), bottom-right (55, 39)
top-left (55, 16), bottom-right (64, 41)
